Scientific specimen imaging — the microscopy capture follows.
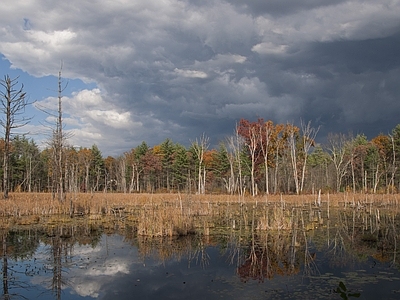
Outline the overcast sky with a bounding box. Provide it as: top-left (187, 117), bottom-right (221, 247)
top-left (1, 0), bottom-right (399, 156)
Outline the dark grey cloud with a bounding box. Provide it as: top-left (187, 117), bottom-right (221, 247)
top-left (1, 0), bottom-right (400, 154)
top-left (225, 0), bottom-right (348, 17)
top-left (270, 30), bottom-right (400, 138)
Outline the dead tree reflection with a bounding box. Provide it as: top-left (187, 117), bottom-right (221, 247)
top-left (2, 232), bottom-right (9, 300)
top-left (289, 208), bottom-right (299, 273)
top-left (1, 229), bottom-right (39, 300)
top-left (300, 210), bottom-right (319, 277)
top-left (38, 228), bottom-right (66, 300)
top-left (390, 214), bottom-right (397, 266)
top-left (235, 230), bottom-right (305, 282)
top-left (322, 206), bottom-right (400, 270)
top-left (189, 237), bottom-right (210, 269)
top-left (43, 225), bottom-right (88, 300)
top-left (235, 208), bottom-right (303, 282)
top-left (50, 233), bottom-right (64, 300)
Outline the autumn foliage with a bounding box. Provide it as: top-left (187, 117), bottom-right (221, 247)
top-left (1, 121), bottom-right (400, 196)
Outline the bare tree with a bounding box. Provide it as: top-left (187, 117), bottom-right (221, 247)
top-left (273, 124), bottom-right (286, 194)
top-left (36, 65), bottom-right (70, 201)
top-left (225, 125), bottom-right (245, 196)
top-left (388, 134), bottom-right (397, 193)
top-left (259, 120), bottom-right (274, 195)
top-left (227, 125), bottom-right (246, 197)
top-left (53, 67), bottom-right (67, 201)
top-left (2, 233), bottom-right (9, 300)
top-left (326, 133), bottom-right (352, 192)
top-left (0, 75), bottom-right (31, 199)
top-left (300, 120), bottom-right (319, 193)
top-left (247, 126), bottom-right (259, 196)
top-left (287, 123), bottom-right (300, 194)
top-left (223, 138), bottom-right (236, 194)
top-left (191, 133), bottom-right (209, 194)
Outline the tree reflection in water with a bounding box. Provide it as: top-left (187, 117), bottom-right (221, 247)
top-left (2, 232), bottom-right (9, 300)
top-left (1, 203), bottom-right (400, 299)
top-left (233, 208), bottom-right (323, 282)
top-left (45, 227), bottom-right (72, 300)
top-left (1, 222), bottom-right (102, 300)
top-left (1, 228), bottom-right (39, 299)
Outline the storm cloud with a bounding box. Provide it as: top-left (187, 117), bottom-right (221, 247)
top-left (1, 0), bottom-right (399, 154)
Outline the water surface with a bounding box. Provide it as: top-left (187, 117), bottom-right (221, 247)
top-left (2, 204), bottom-right (400, 299)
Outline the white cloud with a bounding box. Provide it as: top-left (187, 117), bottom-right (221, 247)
top-left (70, 88), bottom-right (104, 108)
top-left (33, 88), bottom-right (140, 153)
top-left (85, 258), bottom-right (130, 276)
top-left (252, 42), bottom-right (288, 55)
top-left (212, 54), bottom-right (247, 64)
top-left (174, 68), bottom-right (208, 79)
top-left (86, 110), bottom-right (133, 129)
top-left (72, 280), bottom-right (101, 298)
top-left (27, 29), bottom-right (77, 47)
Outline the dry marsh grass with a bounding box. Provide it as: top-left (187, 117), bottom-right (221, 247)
top-left (1, 192), bottom-right (399, 235)
top-left (0, 192), bottom-right (398, 217)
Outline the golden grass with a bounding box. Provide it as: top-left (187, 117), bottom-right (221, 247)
top-left (0, 191), bottom-right (398, 218)
top-left (0, 191), bottom-right (397, 219)
top-left (0, 192), bottom-right (398, 235)
top-left (136, 202), bottom-right (195, 237)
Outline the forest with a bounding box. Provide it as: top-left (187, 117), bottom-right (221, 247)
top-left (1, 118), bottom-right (400, 196)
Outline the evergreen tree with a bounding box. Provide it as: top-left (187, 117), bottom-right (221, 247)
top-left (160, 138), bottom-right (175, 191)
top-left (172, 143), bottom-right (189, 192)
top-left (91, 144), bottom-right (105, 191)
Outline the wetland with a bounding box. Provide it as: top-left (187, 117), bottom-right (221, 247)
top-left (1, 193), bottom-right (400, 299)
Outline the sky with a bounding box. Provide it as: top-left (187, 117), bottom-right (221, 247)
top-left (1, 0), bottom-right (400, 156)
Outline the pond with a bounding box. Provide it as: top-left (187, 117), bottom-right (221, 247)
top-left (2, 203), bottom-right (400, 299)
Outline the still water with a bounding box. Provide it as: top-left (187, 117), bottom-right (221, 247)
top-left (2, 206), bottom-right (400, 299)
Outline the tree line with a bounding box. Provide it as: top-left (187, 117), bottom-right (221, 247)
top-left (1, 119), bottom-right (400, 196)
top-left (2, 75), bottom-right (400, 197)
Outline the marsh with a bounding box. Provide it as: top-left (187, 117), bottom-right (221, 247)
top-left (2, 196), bottom-right (400, 299)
